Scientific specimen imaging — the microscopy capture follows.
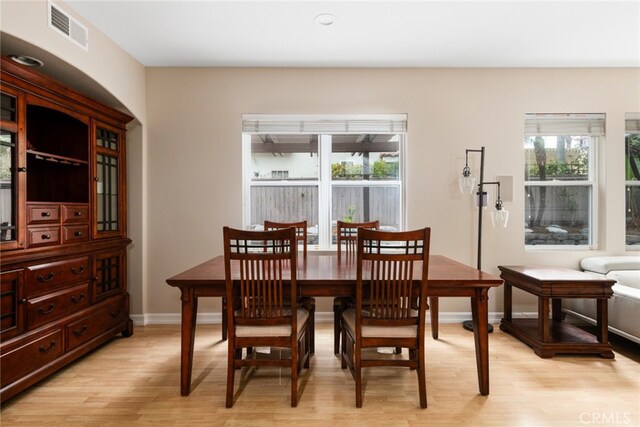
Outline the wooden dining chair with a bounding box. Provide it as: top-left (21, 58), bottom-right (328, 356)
top-left (264, 220), bottom-right (308, 259)
top-left (221, 220), bottom-right (314, 348)
top-left (263, 220), bottom-right (314, 352)
top-left (223, 226), bottom-right (312, 408)
top-left (341, 227), bottom-right (431, 408)
top-left (333, 220), bottom-right (379, 354)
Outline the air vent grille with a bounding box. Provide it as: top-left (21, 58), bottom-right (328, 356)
top-left (50, 4), bottom-right (69, 34)
top-left (48, 1), bottom-right (88, 51)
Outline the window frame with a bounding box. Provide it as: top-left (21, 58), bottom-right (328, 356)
top-left (242, 117), bottom-right (406, 251)
top-left (524, 116), bottom-right (601, 251)
top-left (625, 113), bottom-right (640, 249)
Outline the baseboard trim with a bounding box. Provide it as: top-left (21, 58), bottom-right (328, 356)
top-left (131, 312), bottom-right (538, 326)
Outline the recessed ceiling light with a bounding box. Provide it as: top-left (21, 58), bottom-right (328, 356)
top-left (314, 13), bottom-right (335, 26)
top-left (9, 55), bottom-right (44, 67)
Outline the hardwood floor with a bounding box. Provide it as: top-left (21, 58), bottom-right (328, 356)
top-left (2, 322), bottom-right (639, 426)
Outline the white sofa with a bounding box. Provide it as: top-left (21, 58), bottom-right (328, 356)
top-left (563, 256), bottom-right (640, 344)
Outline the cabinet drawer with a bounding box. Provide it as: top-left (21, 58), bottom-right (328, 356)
top-left (27, 204), bottom-right (60, 225)
top-left (66, 298), bottom-right (125, 351)
top-left (1, 329), bottom-right (63, 388)
top-left (25, 256), bottom-right (91, 297)
top-left (27, 283), bottom-right (90, 329)
top-left (61, 204), bottom-right (89, 224)
top-left (62, 225), bottom-right (89, 244)
top-left (27, 226), bottom-right (60, 247)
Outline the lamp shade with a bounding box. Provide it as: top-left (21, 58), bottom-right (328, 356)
top-left (459, 175), bottom-right (476, 194)
top-left (490, 208), bottom-right (509, 228)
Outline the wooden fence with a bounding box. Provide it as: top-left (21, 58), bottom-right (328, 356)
top-left (250, 185), bottom-right (400, 228)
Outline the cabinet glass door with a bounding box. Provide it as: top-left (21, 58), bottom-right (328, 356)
top-left (94, 122), bottom-right (124, 238)
top-left (1, 90), bottom-right (25, 250)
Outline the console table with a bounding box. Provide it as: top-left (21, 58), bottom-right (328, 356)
top-left (499, 266), bottom-right (615, 359)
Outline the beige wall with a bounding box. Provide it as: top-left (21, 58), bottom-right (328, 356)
top-left (146, 67), bottom-right (640, 317)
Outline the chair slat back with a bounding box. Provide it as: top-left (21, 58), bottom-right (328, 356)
top-left (337, 220), bottom-right (379, 258)
top-left (357, 228), bottom-right (430, 325)
top-left (224, 226), bottom-right (297, 326)
top-left (264, 220), bottom-right (308, 259)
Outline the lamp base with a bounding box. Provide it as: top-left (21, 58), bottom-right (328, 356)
top-left (462, 320), bottom-right (494, 333)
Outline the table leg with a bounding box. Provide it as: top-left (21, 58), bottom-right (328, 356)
top-left (552, 298), bottom-right (562, 321)
top-left (503, 283), bottom-right (512, 322)
top-left (429, 297), bottom-right (439, 339)
top-left (538, 297), bottom-right (550, 343)
top-left (471, 288), bottom-right (489, 396)
top-left (596, 298), bottom-right (609, 344)
top-left (180, 287), bottom-right (198, 396)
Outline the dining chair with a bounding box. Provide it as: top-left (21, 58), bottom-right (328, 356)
top-left (223, 226), bottom-right (312, 407)
top-left (340, 227), bottom-right (431, 408)
top-left (333, 220), bottom-right (379, 354)
top-left (263, 220), bottom-right (314, 353)
top-left (264, 220), bottom-right (308, 259)
top-left (221, 220), bottom-right (315, 349)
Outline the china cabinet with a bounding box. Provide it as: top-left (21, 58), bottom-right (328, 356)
top-left (0, 57), bottom-right (133, 402)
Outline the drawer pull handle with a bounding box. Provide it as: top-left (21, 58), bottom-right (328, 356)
top-left (41, 211), bottom-right (51, 217)
top-left (75, 211), bottom-right (83, 217)
top-left (39, 340), bottom-right (56, 353)
top-left (38, 303), bottom-right (56, 314)
top-left (74, 231), bottom-right (83, 237)
top-left (111, 310), bottom-right (121, 318)
top-left (71, 265), bottom-right (85, 274)
top-left (41, 234), bottom-right (51, 240)
top-left (74, 325), bottom-right (88, 336)
top-left (71, 293), bottom-right (85, 304)
top-left (37, 272), bottom-right (55, 282)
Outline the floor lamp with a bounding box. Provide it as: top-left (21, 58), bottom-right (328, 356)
top-left (459, 146), bottom-right (509, 332)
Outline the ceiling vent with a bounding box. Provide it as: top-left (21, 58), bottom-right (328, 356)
top-left (47, 1), bottom-right (88, 51)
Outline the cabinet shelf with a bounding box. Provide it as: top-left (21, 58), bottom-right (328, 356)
top-left (27, 150), bottom-right (88, 166)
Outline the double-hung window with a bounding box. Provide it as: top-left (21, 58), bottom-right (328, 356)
top-left (524, 113), bottom-right (604, 248)
top-left (626, 113), bottom-right (640, 248)
top-left (242, 114), bottom-right (406, 249)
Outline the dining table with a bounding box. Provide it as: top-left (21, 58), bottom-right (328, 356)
top-left (166, 252), bottom-right (503, 397)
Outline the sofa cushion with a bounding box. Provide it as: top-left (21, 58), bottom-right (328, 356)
top-left (607, 270), bottom-right (640, 291)
top-left (580, 256), bottom-right (640, 274)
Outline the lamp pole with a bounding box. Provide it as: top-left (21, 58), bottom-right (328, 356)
top-left (466, 146), bottom-right (485, 270)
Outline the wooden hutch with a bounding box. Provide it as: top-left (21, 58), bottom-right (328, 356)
top-left (0, 57), bottom-right (133, 402)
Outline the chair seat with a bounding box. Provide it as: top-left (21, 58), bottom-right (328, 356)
top-left (236, 308), bottom-right (309, 338)
top-left (342, 308), bottom-right (417, 338)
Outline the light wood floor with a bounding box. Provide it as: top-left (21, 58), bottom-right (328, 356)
top-left (1, 322), bottom-right (639, 426)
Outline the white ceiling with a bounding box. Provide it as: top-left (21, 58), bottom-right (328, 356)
top-left (65, 0), bottom-right (640, 68)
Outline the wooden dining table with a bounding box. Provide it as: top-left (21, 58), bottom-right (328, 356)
top-left (166, 253), bottom-right (503, 397)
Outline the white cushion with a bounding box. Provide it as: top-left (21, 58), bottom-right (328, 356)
top-left (607, 270), bottom-right (640, 291)
top-left (342, 308), bottom-right (417, 338)
top-left (580, 256), bottom-right (640, 274)
top-left (235, 308), bottom-right (309, 338)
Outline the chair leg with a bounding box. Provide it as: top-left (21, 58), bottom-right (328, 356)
top-left (310, 302), bottom-right (316, 354)
top-left (417, 344), bottom-right (427, 409)
top-left (334, 302), bottom-right (341, 354)
top-left (355, 344), bottom-right (363, 408)
top-left (291, 342), bottom-right (299, 407)
top-left (304, 325), bottom-right (311, 369)
top-left (226, 340), bottom-right (235, 408)
top-left (221, 297), bottom-right (227, 341)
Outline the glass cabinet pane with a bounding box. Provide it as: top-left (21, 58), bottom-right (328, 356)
top-left (96, 152), bottom-right (119, 232)
top-left (0, 129), bottom-right (17, 243)
top-left (97, 127), bottom-right (118, 150)
top-left (1, 93), bottom-right (16, 122)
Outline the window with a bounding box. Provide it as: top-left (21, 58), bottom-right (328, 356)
top-left (524, 113), bottom-right (604, 248)
top-left (243, 115), bottom-right (406, 249)
top-left (626, 113), bottom-right (640, 248)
